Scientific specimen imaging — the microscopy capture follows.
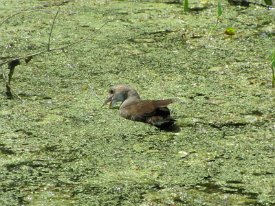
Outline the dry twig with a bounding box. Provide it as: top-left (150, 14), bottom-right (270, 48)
top-left (0, 20), bottom-right (110, 67)
top-left (48, 7), bottom-right (60, 51)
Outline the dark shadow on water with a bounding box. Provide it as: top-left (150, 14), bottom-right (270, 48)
top-left (191, 181), bottom-right (263, 206)
top-left (158, 123), bottom-right (181, 132)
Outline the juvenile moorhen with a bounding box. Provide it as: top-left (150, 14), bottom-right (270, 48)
top-left (103, 84), bottom-right (176, 129)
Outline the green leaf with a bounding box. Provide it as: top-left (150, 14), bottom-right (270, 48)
top-left (217, 0), bottom-right (223, 17)
top-left (184, 0), bottom-right (189, 12)
top-left (225, 27), bottom-right (236, 35)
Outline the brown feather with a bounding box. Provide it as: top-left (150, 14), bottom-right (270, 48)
top-left (120, 99), bottom-right (174, 123)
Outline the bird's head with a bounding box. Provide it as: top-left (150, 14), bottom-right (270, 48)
top-left (103, 84), bottom-right (140, 108)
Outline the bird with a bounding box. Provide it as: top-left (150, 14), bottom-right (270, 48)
top-left (103, 84), bottom-right (177, 130)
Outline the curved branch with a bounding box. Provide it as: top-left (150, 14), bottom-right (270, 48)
top-left (48, 7), bottom-right (60, 51)
top-left (0, 20), bottom-right (110, 67)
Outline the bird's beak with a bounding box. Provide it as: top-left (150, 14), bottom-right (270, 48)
top-left (102, 94), bottom-right (113, 108)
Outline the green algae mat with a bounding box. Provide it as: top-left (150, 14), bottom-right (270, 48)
top-left (0, 0), bottom-right (274, 205)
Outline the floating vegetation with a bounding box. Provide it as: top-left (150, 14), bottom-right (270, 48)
top-left (225, 27), bottom-right (236, 35)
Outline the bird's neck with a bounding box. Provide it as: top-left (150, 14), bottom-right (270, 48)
top-left (120, 90), bottom-right (141, 108)
top-left (128, 89), bottom-right (140, 99)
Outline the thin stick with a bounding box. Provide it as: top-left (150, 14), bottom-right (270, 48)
top-left (0, 7), bottom-right (48, 27)
top-left (48, 7), bottom-right (60, 51)
top-left (0, 65), bottom-right (22, 101)
top-left (0, 10), bottom-right (26, 27)
top-left (89, 84), bottom-right (102, 103)
top-left (0, 20), bottom-right (110, 67)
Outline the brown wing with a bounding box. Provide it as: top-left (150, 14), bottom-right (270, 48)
top-left (120, 99), bottom-right (174, 121)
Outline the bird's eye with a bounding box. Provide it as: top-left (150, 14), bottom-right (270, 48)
top-left (109, 89), bottom-right (114, 94)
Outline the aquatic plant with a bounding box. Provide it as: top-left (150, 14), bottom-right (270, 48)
top-left (183, 0), bottom-right (189, 12)
top-left (207, 0), bottom-right (223, 37)
top-left (217, 0), bottom-right (223, 24)
top-left (225, 27), bottom-right (236, 35)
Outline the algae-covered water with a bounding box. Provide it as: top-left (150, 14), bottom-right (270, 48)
top-left (0, 0), bottom-right (274, 205)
